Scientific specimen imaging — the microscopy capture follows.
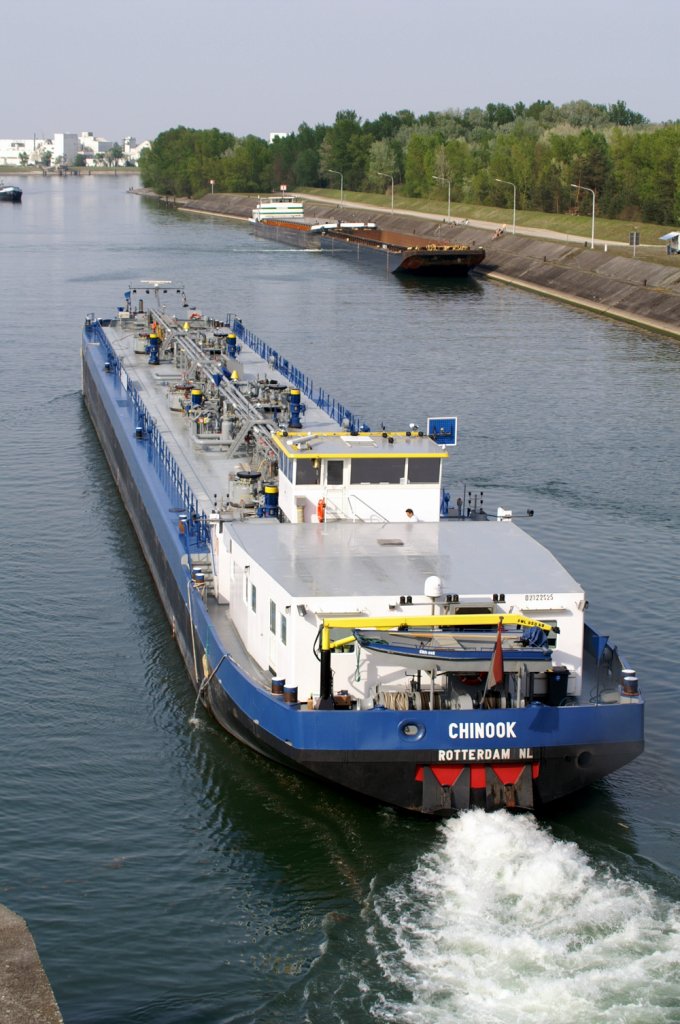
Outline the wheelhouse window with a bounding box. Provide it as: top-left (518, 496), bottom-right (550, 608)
top-left (270, 600), bottom-right (276, 635)
top-left (295, 459), bottom-right (320, 485)
top-left (350, 458), bottom-right (404, 484)
top-left (280, 612), bottom-right (287, 646)
top-left (407, 458), bottom-right (442, 483)
top-left (250, 583), bottom-right (257, 612)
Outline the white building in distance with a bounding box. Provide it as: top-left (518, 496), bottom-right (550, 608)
top-left (0, 130), bottom-right (150, 166)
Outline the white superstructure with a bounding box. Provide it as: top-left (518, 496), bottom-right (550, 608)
top-left (251, 194), bottom-right (305, 221)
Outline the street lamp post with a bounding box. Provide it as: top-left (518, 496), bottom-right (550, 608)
top-left (378, 171), bottom-right (394, 212)
top-left (432, 175), bottom-right (451, 220)
top-left (495, 177), bottom-right (516, 234)
top-left (571, 183), bottom-right (596, 249)
top-left (326, 168), bottom-right (343, 207)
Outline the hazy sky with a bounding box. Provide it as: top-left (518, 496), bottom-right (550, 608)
top-left (4, 0), bottom-right (675, 142)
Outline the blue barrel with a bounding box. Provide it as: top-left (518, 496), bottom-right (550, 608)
top-left (288, 389), bottom-right (301, 428)
top-left (263, 484), bottom-right (278, 517)
top-left (147, 334), bottom-right (160, 365)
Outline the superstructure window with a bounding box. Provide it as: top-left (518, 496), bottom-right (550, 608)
top-left (270, 600), bottom-right (276, 635)
top-left (279, 454), bottom-right (293, 481)
top-left (407, 458), bottom-right (442, 483)
top-left (280, 612), bottom-right (287, 646)
top-left (327, 460), bottom-right (344, 485)
top-left (295, 459), bottom-right (320, 485)
top-left (350, 458), bottom-right (404, 484)
top-left (251, 583), bottom-right (257, 612)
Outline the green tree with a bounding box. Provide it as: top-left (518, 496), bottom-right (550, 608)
top-left (139, 126), bottom-right (236, 196)
top-left (608, 100), bottom-right (647, 126)
top-left (366, 138), bottom-right (402, 192)
top-left (403, 131), bottom-right (440, 197)
top-left (570, 130), bottom-right (612, 207)
top-left (221, 135), bottom-right (272, 192)
top-left (107, 143), bottom-right (124, 167)
top-left (319, 110), bottom-right (366, 190)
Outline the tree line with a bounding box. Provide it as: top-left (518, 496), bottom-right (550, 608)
top-left (138, 100), bottom-right (680, 225)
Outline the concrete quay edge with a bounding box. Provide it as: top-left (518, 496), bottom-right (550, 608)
top-left (0, 904), bottom-right (63, 1023)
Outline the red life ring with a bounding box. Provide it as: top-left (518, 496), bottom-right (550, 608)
top-left (317, 498), bottom-right (326, 523)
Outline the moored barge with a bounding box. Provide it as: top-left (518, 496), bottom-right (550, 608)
top-left (251, 195), bottom-right (485, 276)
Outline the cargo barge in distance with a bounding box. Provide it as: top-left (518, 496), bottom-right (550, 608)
top-left (250, 194), bottom-right (485, 276)
top-left (81, 283), bottom-right (643, 815)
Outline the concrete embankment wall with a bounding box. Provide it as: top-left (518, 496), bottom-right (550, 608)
top-left (166, 191), bottom-right (680, 339)
top-left (0, 904), bottom-right (63, 1023)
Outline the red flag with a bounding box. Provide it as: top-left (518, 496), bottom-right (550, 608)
top-left (485, 620), bottom-right (504, 689)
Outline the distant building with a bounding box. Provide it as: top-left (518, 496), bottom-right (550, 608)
top-left (53, 133), bottom-right (79, 164)
top-left (0, 138), bottom-right (47, 166)
top-left (124, 137), bottom-right (151, 162)
top-left (268, 132), bottom-right (289, 144)
top-left (0, 130), bottom-right (150, 167)
top-left (79, 131), bottom-right (112, 157)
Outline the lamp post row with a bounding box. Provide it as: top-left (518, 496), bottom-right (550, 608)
top-left (321, 171), bottom-right (597, 250)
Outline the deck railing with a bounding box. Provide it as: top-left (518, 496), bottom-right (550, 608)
top-left (228, 316), bottom-right (363, 433)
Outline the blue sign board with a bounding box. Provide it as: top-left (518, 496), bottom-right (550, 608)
top-left (427, 416), bottom-right (457, 446)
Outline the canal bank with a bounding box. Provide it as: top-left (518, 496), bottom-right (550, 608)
top-left (0, 905), bottom-right (63, 1023)
top-left (161, 190), bottom-right (680, 340)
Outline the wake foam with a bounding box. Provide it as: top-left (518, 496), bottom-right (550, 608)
top-left (367, 810), bottom-right (680, 1023)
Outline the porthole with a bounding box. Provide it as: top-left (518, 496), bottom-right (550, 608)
top-left (399, 720), bottom-right (425, 741)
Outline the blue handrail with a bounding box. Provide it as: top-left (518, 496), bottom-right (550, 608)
top-left (228, 316), bottom-right (364, 432)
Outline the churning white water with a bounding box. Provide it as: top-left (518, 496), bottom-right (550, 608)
top-left (367, 811), bottom-right (680, 1024)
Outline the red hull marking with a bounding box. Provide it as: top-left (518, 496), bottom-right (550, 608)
top-left (415, 766), bottom-right (464, 786)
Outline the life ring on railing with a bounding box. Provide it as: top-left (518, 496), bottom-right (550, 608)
top-left (189, 312), bottom-right (201, 320)
top-left (317, 498), bottom-right (326, 523)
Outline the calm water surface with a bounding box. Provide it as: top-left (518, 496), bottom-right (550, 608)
top-left (1, 175), bottom-right (679, 1023)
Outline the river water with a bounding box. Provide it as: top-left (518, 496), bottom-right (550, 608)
top-left (1, 175), bottom-right (679, 1023)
